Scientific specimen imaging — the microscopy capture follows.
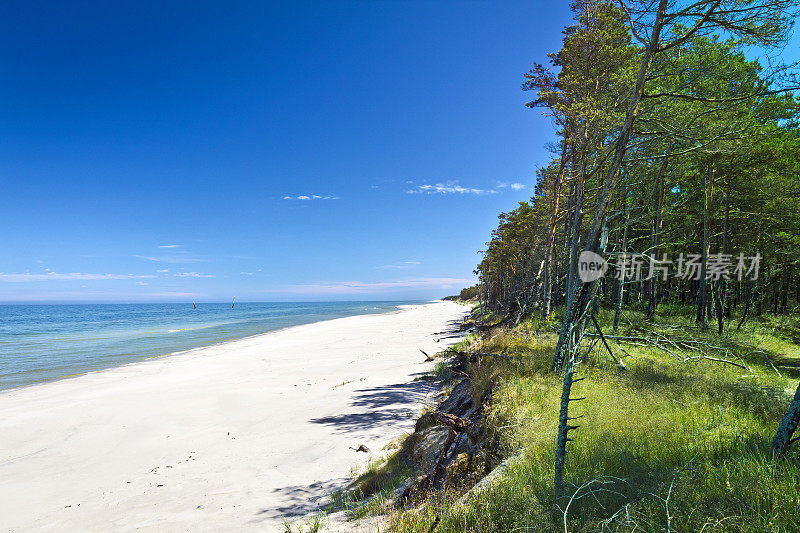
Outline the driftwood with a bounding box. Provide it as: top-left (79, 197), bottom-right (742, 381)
top-left (417, 412), bottom-right (477, 493)
top-left (436, 412), bottom-right (478, 444)
top-left (412, 428), bottom-right (457, 496)
top-left (420, 349), bottom-right (436, 362)
top-left (436, 412), bottom-right (470, 431)
top-left (398, 374), bottom-right (485, 507)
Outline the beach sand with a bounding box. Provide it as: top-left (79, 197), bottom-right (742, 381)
top-left (0, 300), bottom-right (469, 532)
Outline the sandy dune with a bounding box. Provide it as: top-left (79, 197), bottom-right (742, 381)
top-left (0, 301), bottom-right (468, 532)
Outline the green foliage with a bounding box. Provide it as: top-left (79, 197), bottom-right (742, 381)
top-left (479, 0), bottom-right (800, 323)
top-left (459, 285), bottom-right (481, 301)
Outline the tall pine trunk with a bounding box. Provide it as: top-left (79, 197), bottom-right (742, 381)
top-left (542, 136), bottom-right (569, 319)
top-left (697, 163), bottom-right (713, 324)
top-left (714, 177), bottom-right (730, 335)
top-left (614, 204), bottom-right (629, 331)
top-left (646, 151), bottom-right (669, 320)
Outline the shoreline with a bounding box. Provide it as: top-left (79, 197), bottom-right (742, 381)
top-left (0, 301), bottom-right (421, 396)
top-left (0, 300), bottom-right (468, 531)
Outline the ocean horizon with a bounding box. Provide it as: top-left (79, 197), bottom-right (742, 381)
top-left (0, 301), bottom-right (423, 391)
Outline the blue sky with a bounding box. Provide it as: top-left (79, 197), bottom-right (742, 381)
top-left (1, 1), bottom-right (574, 302)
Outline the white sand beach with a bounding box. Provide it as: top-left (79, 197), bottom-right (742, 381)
top-left (0, 301), bottom-right (469, 532)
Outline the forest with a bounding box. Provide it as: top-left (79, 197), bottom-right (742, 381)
top-left (474, 0), bottom-right (800, 499)
top-left (348, 0), bottom-right (800, 531)
top-left (478, 0), bottom-right (800, 336)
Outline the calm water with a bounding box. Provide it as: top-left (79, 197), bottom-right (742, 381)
top-left (0, 301), bottom-right (417, 391)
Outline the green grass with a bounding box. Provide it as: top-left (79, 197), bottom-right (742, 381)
top-left (282, 512), bottom-right (326, 533)
top-left (388, 306), bottom-right (800, 532)
top-left (350, 449), bottom-right (415, 503)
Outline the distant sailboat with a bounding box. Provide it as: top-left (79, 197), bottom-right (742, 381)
top-left (232, 297), bottom-right (236, 309)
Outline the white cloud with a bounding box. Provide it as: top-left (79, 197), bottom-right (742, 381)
top-left (283, 194), bottom-right (340, 200)
top-left (157, 269), bottom-right (170, 273)
top-left (275, 277), bottom-right (472, 295)
top-left (376, 261), bottom-right (421, 270)
top-left (157, 244), bottom-right (181, 249)
top-left (406, 181), bottom-right (498, 196)
top-left (135, 254), bottom-right (206, 263)
top-left (3, 291), bottom-right (198, 302)
top-left (175, 272), bottom-right (213, 278)
top-left (0, 272), bottom-right (156, 282)
top-left (136, 281), bottom-right (148, 286)
top-left (240, 272), bottom-right (256, 276)
top-left (511, 183), bottom-right (527, 191)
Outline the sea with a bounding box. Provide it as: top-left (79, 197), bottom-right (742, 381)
top-left (0, 301), bottom-right (418, 391)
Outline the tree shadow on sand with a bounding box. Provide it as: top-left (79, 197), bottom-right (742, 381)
top-left (251, 477), bottom-right (347, 523)
top-left (308, 378), bottom-right (439, 433)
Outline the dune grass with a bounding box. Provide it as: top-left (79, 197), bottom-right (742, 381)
top-left (388, 306), bottom-right (800, 532)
